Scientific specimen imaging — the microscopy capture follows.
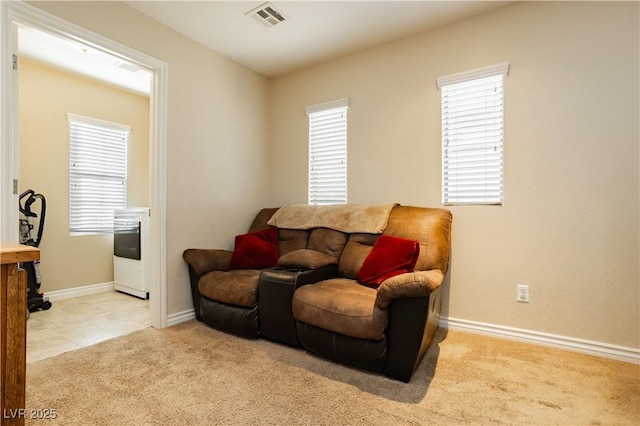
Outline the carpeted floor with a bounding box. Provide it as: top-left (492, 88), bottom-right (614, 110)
top-left (25, 320), bottom-right (639, 425)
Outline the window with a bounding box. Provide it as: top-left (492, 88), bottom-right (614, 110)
top-left (437, 63), bottom-right (509, 205)
top-left (67, 113), bottom-right (130, 233)
top-left (305, 98), bottom-right (349, 205)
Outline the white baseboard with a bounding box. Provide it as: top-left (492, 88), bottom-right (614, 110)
top-left (440, 316), bottom-right (640, 365)
top-left (44, 282), bottom-right (115, 302)
top-left (43, 286), bottom-right (638, 365)
top-left (166, 309), bottom-right (196, 327)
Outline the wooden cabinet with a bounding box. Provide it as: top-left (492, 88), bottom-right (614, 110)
top-left (1, 243), bottom-right (39, 426)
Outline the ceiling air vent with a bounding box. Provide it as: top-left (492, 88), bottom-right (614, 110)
top-left (246, 2), bottom-right (288, 28)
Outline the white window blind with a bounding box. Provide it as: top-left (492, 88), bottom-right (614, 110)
top-left (306, 98), bottom-right (349, 205)
top-left (437, 63), bottom-right (509, 205)
top-left (68, 113), bottom-right (130, 233)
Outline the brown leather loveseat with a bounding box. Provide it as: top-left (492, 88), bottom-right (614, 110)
top-left (183, 204), bottom-right (452, 382)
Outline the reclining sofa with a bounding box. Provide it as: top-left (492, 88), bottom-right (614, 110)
top-left (183, 204), bottom-right (452, 382)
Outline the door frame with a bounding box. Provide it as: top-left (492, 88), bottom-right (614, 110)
top-left (1, 2), bottom-right (169, 328)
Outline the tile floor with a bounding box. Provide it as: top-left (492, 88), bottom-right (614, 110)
top-left (26, 290), bottom-right (150, 363)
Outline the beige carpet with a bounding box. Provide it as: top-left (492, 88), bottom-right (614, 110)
top-left (26, 320), bottom-right (639, 425)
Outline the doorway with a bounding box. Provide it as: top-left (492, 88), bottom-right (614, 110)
top-left (1, 2), bottom-right (168, 329)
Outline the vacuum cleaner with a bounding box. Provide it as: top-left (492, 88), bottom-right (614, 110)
top-left (19, 189), bottom-right (52, 312)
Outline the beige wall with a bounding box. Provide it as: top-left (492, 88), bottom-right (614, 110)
top-left (19, 59), bottom-right (150, 292)
top-left (29, 1), bottom-right (271, 314)
top-left (27, 1), bottom-right (639, 350)
top-left (269, 2), bottom-right (639, 348)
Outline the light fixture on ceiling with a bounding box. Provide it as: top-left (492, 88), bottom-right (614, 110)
top-left (245, 2), bottom-right (288, 28)
top-left (115, 60), bottom-right (143, 73)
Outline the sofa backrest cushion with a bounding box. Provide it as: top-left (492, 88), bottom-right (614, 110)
top-left (383, 206), bottom-right (452, 273)
top-left (338, 233), bottom-right (378, 279)
top-left (307, 228), bottom-right (347, 259)
top-left (278, 249), bottom-right (338, 270)
top-left (278, 229), bottom-right (309, 257)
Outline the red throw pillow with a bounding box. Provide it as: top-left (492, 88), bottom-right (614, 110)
top-left (228, 227), bottom-right (279, 270)
top-left (357, 235), bottom-right (420, 288)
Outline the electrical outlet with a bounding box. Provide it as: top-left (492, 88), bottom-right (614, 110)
top-left (517, 284), bottom-right (530, 303)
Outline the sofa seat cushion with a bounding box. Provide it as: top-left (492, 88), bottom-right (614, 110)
top-left (292, 278), bottom-right (386, 340)
top-left (198, 270), bottom-right (260, 308)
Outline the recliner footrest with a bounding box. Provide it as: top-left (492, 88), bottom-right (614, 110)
top-left (296, 322), bottom-right (387, 372)
top-left (200, 297), bottom-right (260, 338)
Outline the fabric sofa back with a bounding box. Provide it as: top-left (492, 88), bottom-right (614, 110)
top-left (383, 206), bottom-right (452, 273)
top-left (248, 207), bottom-right (278, 232)
top-left (249, 205), bottom-right (452, 277)
top-left (337, 206), bottom-right (452, 279)
top-left (338, 233), bottom-right (378, 279)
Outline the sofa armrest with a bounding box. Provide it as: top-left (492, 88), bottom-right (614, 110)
top-left (384, 287), bottom-right (442, 382)
top-left (183, 249), bottom-right (233, 277)
top-left (375, 269), bottom-right (444, 310)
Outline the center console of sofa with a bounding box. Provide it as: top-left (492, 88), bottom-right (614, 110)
top-left (258, 265), bottom-right (337, 346)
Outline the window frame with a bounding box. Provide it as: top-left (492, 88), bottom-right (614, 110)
top-left (67, 113), bottom-right (130, 235)
top-left (437, 62), bottom-right (509, 206)
top-left (305, 97), bottom-right (349, 206)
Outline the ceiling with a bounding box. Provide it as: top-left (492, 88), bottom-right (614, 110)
top-left (125, 1), bottom-right (512, 78)
top-left (18, 1), bottom-right (511, 94)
